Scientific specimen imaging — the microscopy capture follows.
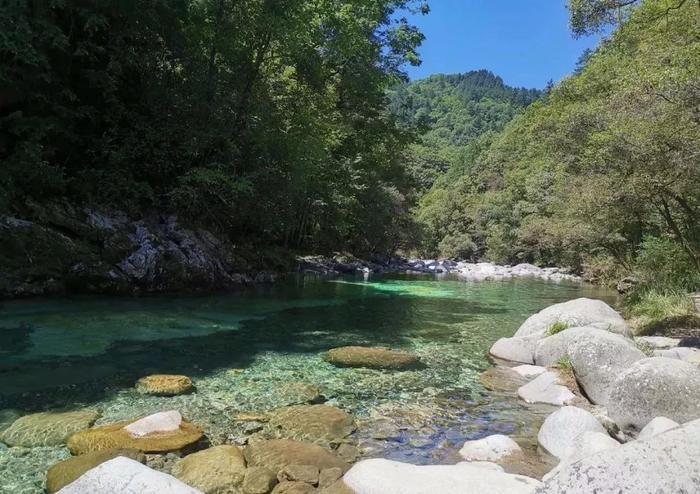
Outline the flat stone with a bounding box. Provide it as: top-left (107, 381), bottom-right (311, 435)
top-left (479, 367), bottom-right (528, 392)
top-left (46, 448), bottom-right (145, 493)
top-left (55, 456), bottom-right (203, 494)
top-left (637, 336), bottom-right (680, 349)
top-left (136, 375), bottom-right (194, 396)
top-left (517, 371), bottom-right (575, 406)
top-left (458, 434), bottom-right (522, 461)
top-left (244, 440), bottom-right (348, 473)
top-left (511, 365), bottom-right (547, 378)
top-left (637, 417), bottom-right (680, 440)
top-left (124, 411), bottom-right (182, 438)
top-left (537, 406), bottom-right (607, 459)
top-left (324, 346), bottom-right (421, 370)
top-left (608, 357), bottom-right (700, 431)
top-left (278, 464), bottom-right (320, 485)
top-left (654, 347), bottom-right (700, 365)
top-left (264, 405), bottom-right (355, 447)
top-left (537, 418), bottom-right (700, 493)
top-left (171, 445), bottom-right (246, 494)
top-left (343, 458), bottom-right (542, 494)
top-left (1, 410), bottom-right (100, 447)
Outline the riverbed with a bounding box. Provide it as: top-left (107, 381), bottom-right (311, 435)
top-left (0, 274), bottom-right (615, 493)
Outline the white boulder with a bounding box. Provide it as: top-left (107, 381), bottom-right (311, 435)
top-left (458, 434), bottom-right (522, 461)
top-left (56, 456), bottom-right (203, 494)
top-left (342, 458), bottom-right (542, 494)
top-left (490, 336), bottom-right (539, 364)
top-left (542, 431), bottom-right (620, 481)
top-left (517, 371), bottom-right (575, 406)
top-left (637, 417), bottom-right (679, 440)
top-left (124, 410), bottom-right (182, 438)
top-left (537, 406), bottom-right (607, 459)
top-left (511, 365), bottom-right (547, 378)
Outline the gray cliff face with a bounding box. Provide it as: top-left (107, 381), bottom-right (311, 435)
top-left (0, 204), bottom-right (270, 298)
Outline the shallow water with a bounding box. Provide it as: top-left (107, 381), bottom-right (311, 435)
top-left (0, 274), bottom-right (615, 493)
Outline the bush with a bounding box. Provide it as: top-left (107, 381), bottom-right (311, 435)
top-left (438, 233), bottom-right (477, 260)
top-left (624, 289), bottom-right (698, 335)
top-left (634, 236), bottom-right (700, 291)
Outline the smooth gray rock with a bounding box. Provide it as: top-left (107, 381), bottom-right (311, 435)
top-left (343, 458), bottom-right (542, 494)
top-left (514, 298), bottom-right (629, 339)
top-left (511, 365), bottom-right (547, 378)
top-left (608, 357), bottom-right (700, 430)
top-left (56, 456), bottom-right (203, 494)
top-left (542, 431), bottom-right (620, 481)
top-left (654, 347), bottom-right (700, 365)
top-left (537, 407), bottom-right (607, 459)
top-left (517, 371), bottom-right (575, 406)
top-left (533, 326), bottom-right (600, 367)
top-left (536, 418), bottom-right (700, 494)
top-left (490, 335), bottom-right (539, 364)
top-left (458, 434), bottom-right (522, 461)
top-left (567, 330), bottom-right (645, 406)
top-left (637, 417), bottom-right (679, 440)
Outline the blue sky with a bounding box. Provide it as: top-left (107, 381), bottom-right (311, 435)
top-left (403, 0), bottom-right (604, 89)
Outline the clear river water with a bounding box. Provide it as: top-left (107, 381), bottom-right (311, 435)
top-left (0, 274), bottom-right (615, 493)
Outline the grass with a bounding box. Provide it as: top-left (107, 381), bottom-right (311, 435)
top-left (557, 356), bottom-right (574, 371)
top-left (625, 289), bottom-right (699, 336)
top-left (546, 321), bottom-right (571, 336)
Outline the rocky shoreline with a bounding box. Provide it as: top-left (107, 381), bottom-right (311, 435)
top-left (2, 297), bottom-right (698, 493)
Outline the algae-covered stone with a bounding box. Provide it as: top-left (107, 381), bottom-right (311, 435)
top-left (278, 464), bottom-right (320, 485)
top-left (171, 445), bottom-right (246, 494)
top-left (1, 410), bottom-right (100, 447)
top-left (479, 367), bottom-right (529, 392)
top-left (0, 409), bottom-right (21, 435)
top-left (323, 347), bottom-right (421, 370)
top-left (244, 440), bottom-right (348, 473)
top-left (271, 481), bottom-right (317, 494)
top-left (265, 405), bottom-right (355, 446)
top-left (243, 466), bottom-right (278, 494)
top-left (67, 416), bottom-right (203, 454)
top-left (136, 375), bottom-right (195, 396)
top-left (46, 448), bottom-right (145, 493)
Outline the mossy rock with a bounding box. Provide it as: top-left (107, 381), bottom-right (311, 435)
top-left (46, 448), bottom-right (145, 493)
top-left (66, 418), bottom-right (204, 455)
top-left (265, 405), bottom-right (355, 447)
top-left (1, 410), bottom-right (100, 447)
top-left (323, 346), bottom-right (422, 370)
top-left (244, 440), bottom-right (348, 474)
top-left (172, 445), bottom-right (246, 494)
top-left (136, 374), bottom-right (195, 396)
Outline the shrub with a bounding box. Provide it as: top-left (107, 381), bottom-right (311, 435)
top-left (546, 321), bottom-right (571, 336)
top-left (438, 233), bottom-right (477, 260)
top-left (557, 356), bottom-right (574, 371)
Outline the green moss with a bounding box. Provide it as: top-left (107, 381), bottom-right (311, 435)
top-left (557, 356), bottom-right (573, 371)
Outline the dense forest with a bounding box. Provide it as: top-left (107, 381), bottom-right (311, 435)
top-left (409, 0), bottom-right (700, 321)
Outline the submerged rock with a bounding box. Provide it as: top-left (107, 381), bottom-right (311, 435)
top-left (271, 481), bottom-right (316, 493)
top-left (276, 382), bottom-right (325, 405)
top-left (46, 448), bottom-right (145, 493)
top-left (537, 418), bottom-right (700, 493)
top-left (458, 434), bottom-right (522, 462)
top-left (264, 405), bottom-right (356, 447)
top-left (1, 410), bottom-right (100, 447)
top-left (608, 357), bottom-right (700, 430)
top-left (343, 458), bottom-right (542, 494)
top-left (55, 456), bottom-right (202, 494)
top-left (517, 371), bottom-right (575, 406)
top-left (136, 375), bottom-right (195, 396)
top-left (479, 367), bottom-right (529, 392)
top-left (537, 406), bottom-right (607, 459)
top-left (244, 439), bottom-right (348, 473)
top-left (243, 466), bottom-right (278, 494)
top-left (514, 298), bottom-right (629, 339)
top-left (67, 414), bottom-right (203, 455)
top-left (324, 346), bottom-right (422, 370)
top-left (171, 445), bottom-right (246, 494)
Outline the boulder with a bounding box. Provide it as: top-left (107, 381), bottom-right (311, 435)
top-left (46, 448), bottom-right (145, 493)
top-left (1, 410), bottom-right (100, 447)
top-left (637, 417), bottom-right (679, 440)
top-left (55, 456), bottom-right (202, 494)
top-left (514, 298), bottom-right (629, 339)
top-left (542, 432), bottom-right (619, 481)
top-left (489, 336), bottom-right (539, 364)
top-left (67, 416), bottom-right (203, 455)
top-left (171, 445), bottom-right (246, 494)
top-left (244, 440), bottom-right (348, 473)
top-left (536, 418), bottom-right (700, 493)
top-left (566, 330), bottom-right (645, 406)
top-left (124, 410), bottom-right (182, 437)
top-left (243, 467), bottom-right (278, 494)
top-left (136, 375), bottom-right (194, 396)
top-left (323, 347), bottom-right (421, 370)
top-left (458, 434), bottom-right (522, 462)
top-left (264, 405), bottom-right (355, 447)
top-left (537, 407), bottom-right (607, 459)
top-left (511, 365), bottom-right (547, 378)
top-left (654, 347), bottom-right (700, 365)
top-left (517, 371), bottom-right (575, 406)
top-left (0, 409), bottom-right (20, 435)
top-left (343, 458), bottom-right (542, 494)
top-left (533, 326), bottom-right (597, 367)
top-left (608, 357), bottom-right (700, 430)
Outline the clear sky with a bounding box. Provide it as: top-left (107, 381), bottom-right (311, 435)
top-left (404, 0), bottom-right (604, 89)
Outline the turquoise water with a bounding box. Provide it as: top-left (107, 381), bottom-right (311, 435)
top-left (0, 274), bottom-right (615, 492)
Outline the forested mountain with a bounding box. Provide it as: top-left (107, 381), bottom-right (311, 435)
top-left (415, 0), bottom-right (700, 298)
top-left (0, 0), bottom-right (426, 255)
top-left (387, 71), bottom-right (541, 191)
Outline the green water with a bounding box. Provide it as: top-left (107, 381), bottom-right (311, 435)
top-left (0, 274), bottom-right (615, 493)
